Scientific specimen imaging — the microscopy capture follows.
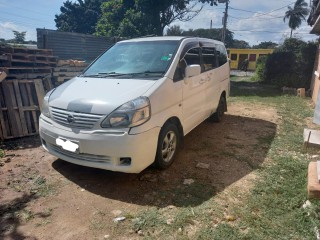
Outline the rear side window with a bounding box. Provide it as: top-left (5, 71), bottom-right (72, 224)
top-left (202, 47), bottom-right (217, 71)
top-left (216, 45), bottom-right (228, 66)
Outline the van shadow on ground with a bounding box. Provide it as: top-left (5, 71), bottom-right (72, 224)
top-left (52, 113), bottom-right (277, 208)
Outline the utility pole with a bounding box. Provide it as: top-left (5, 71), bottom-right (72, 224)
top-left (221, 0), bottom-right (229, 43)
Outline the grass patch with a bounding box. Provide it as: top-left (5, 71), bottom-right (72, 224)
top-left (213, 82), bottom-right (319, 239)
top-left (117, 82), bottom-right (319, 239)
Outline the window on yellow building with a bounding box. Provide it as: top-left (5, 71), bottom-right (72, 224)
top-left (249, 54), bottom-right (256, 61)
top-left (231, 54), bottom-right (237, 61)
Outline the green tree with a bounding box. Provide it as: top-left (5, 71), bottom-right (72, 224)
top-left (55, 0), bottom-right (106, 34)
top-left (12, 31), bottom-right (26, 43)
top-left (96, 0), bottom-right (222, 37)
top-left (283, 0), bottom-right (309, 38)
top-left (181, 28), bottom-right (234, 47)
top-left (252, 41), bottom-right (278, 49)
top-left (230, 39), bottom-right (250, 49)
top-left (166, 25), bottom-right (184, 36)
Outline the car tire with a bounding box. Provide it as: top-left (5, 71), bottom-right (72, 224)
top-left (211, 96), bottom-right (226, 122)
top-left (154, 123), bottom-right (180, 169)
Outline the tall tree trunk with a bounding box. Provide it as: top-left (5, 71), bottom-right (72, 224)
top-left (290, 28), bottom-right (293, 38)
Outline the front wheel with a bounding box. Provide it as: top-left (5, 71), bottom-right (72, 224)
top-left (154, 123), bottom-right (180, 169)
top-left (211, 96), bottom-right (226, 122)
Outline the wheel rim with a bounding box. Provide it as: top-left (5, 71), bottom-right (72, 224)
top-left (161, 131), bottom-right (177, 163)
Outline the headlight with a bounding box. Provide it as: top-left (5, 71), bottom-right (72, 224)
top-left (101, 97), bottom-right (151, 128)
top-left (41, 89), bottom-right (54, 118)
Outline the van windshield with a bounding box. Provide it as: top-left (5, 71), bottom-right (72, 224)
top-left (82, 40), bottom-right (179, 79)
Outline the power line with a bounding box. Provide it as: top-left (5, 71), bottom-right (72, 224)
top-left (229, 2), bottom-right (296, 20)
top-left (229, 15), bottom-right (283, 20)
top-left (229, 29), bottom-right (312, 34)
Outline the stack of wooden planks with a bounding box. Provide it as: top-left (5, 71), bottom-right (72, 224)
top-left (52, 60), bottom-right (88, 86)
top-left (0, 45), bottom-right (56, 140)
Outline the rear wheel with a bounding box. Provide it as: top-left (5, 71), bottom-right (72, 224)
top-left (154, 123), bottom-right (180, 169)
top-left (211, 96), bottom-right (226, 122)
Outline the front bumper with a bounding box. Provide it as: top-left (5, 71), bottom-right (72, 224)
top-left (39, 116), bottom-right (160, 173)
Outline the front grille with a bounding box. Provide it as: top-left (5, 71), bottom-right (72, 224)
top-left (47, 143), bottom-right (111, 164)
top-left (51, 107), bottom-right (103, 129)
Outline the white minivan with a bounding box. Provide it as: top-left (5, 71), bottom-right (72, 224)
top-left (39, 36), bottom-right (230, 173)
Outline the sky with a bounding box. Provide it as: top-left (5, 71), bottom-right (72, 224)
top-left (0, 0), bottom-right (317, 46)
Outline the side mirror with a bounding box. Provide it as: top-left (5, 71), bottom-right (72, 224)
top-left (185, 65), bottom-right (201, 78)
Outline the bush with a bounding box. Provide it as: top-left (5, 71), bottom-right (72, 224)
top-left (256, 38), bottom-right (317, 89)
top-left (253, 55), bottom-right (267, 81)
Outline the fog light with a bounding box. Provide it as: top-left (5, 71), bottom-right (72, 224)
top-left (120, 158), bottom-right (131, 166)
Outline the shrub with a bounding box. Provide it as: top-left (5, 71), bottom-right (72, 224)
top-left (256, 38), bottom-right (317, 89)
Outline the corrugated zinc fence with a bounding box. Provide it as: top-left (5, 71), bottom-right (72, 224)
top-left (37, 29), bottom-right (117, 62)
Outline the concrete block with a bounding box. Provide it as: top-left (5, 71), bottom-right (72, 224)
top-left (308, 162), bottom-right (320, 199)
top-left (297, 88), bottom-right (305, 97)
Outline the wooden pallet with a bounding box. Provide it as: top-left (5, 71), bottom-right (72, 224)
top-left (0, 46), bottom-right (53, 56)
top-left (0, 79), bottom-right (47, 140)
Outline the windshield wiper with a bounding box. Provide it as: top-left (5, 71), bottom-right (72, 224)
top-left (80, 72), bottom-right (128, 78)
top-left (129, 71), bottom-right (165, 76)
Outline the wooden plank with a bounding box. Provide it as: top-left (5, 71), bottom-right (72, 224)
top-left (20, 83), bottom-right (32, 133)
top-left (1, 106), bottom-right (39, 111)
top-left (57, 76), bottom-right (72, 82)
top-left (0, 87), bottom-right (7, 139)
top-left (13, 80), bottom-right (28, 136)
top-left (54, 66), bottom-right (86, 72)
top-left (0, 83), bottom-right (8, 139)
top-left (52, 71), bottom-right (81, 77)
top-left (0, 120), bottom-right (3, 140)
top-left (34, 79), bottom-right (45, 111)
top-left (2, 81), bottom-right (22, 137)
top-left (7, 82), bottom-right (23, 136)
top-left (5, 73), bottom-right (51, 80)
top-left (26, 83), bottom-right (38, 133)
top-left (43, 77), bottom-right (53, 92)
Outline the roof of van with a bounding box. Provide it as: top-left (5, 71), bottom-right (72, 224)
top-left (119, 36), bottom-right (224, 45)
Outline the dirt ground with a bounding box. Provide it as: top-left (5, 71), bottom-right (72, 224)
top-left (0, 101), bottom-right (279, 240)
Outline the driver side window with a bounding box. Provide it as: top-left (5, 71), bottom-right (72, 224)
top-left (173, 47), bottom-right (201, 82)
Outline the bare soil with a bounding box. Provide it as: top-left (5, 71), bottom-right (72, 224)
top-left (0, 101), bottom-right (279, 240)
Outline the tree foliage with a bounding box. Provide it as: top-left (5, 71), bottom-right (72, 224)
top-left (165, 26), bottom-right (250, 49)
top-left (166, 25), bottom-right (184, 36)
top-left (283, 0), bottom-right (309, 38)
top-left (255, 38), bottom-right (317, 88)
top-left (55, 0), bottom-right (106, 34)
top-left (230, 39), bottom-right (250, 49)
top-left (252, 41), bottom-right (278, 49)
top-left (178, 28), bottom-right (234, 47)
top-left (95, 0), bottom-right (220, 37)
top-left (12, 31), bottom-right (26, 43)
top-left (55, 0), bottom-right (225, 37)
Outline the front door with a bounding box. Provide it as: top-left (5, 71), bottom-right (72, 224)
top-left (181, 47), bottom-right (206, 134)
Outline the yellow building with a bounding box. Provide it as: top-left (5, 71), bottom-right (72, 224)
top-left (227, 48), bottom-right (274, 71)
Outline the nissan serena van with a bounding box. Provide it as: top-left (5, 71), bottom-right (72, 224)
top-left (39, 36), bottom-right (230, 173)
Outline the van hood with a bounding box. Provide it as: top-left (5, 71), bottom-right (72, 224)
top-left (49, 77), bottom-right (157, 115)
